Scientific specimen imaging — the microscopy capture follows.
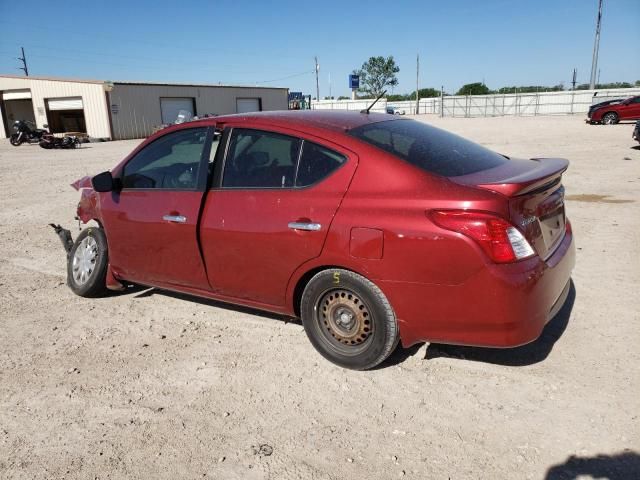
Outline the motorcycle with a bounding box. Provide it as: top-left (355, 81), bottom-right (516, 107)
top-left (10, 120), bottom-right (49, 146)
top-left (39, 132), bottom-right (80, 149)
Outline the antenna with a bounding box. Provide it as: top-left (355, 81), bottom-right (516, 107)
top-left (360, 90), bottom-right (387, 114)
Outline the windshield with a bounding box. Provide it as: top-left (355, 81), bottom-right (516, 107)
top-left (348, 119), bottom-right (508, 177)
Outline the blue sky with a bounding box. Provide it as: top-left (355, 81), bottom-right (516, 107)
top-left (0, 0), bottom-right (638, 96)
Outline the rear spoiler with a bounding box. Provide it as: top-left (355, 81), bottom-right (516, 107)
top-left (451, 158), bottom-right (569, 197)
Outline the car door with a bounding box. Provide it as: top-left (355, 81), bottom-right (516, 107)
top-left (100, 126), bottom-right (217, 289)
top-left (200, 126), bottom-right (358, 306)
top-left (621, 97), bottom-right (640, 120)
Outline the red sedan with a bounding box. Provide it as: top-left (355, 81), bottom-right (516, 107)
top-left (587, 95), bottom-right (640, 124)
top-left (62, 111), bottom-right (575, 369)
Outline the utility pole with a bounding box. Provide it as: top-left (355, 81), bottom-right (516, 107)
top-left (572, 68), bottom-right (577, 90)
top-left (589, 0), bottom-right (603, 89)
top-left (328, 72), bottom-right (331, 100)
top-left (314, 56), bottom-right (320, 101)
top-left (18, 47), bottom-right (29, 76)
top-left (415, 54), bottom-right (420, 115)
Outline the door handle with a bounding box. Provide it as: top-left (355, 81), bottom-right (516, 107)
top-left (288, 221), bottom-right (321, 231)
top-left (163, 215), bottom-right (187, 223)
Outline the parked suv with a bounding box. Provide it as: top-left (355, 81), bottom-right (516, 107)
top-left (58, 111), bottom-right (575, 370)
top-left (587, 96), bottom-right (640, 124)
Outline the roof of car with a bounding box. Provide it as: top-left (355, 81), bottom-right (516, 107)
top-left (206, 110), bottom-right (400, 132)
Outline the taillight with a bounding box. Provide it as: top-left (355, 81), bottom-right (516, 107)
top-left (429, 210), bottom-right (535, 263)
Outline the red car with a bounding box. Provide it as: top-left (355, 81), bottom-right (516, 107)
top-left (587, 95), bottom-right (640, 124)
top-left (60, 111), bottom-right (575, 370)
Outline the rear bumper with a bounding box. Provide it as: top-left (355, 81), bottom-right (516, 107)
top-left (382, 224), bottom-right (576, 348)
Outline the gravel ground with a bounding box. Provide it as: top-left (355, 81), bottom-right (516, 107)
top-left (1, 115), bottom-right (639, 479)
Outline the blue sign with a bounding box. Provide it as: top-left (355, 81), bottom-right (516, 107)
top-left (288, 91), bottom-right (303, 101)
top-left (349, 74), bottom-right (360, 89)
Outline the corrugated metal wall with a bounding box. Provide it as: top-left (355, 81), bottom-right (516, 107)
top-left (0, 76), bottom-right (111, 139)
top-left (109, 84), bottom-right (288, 140)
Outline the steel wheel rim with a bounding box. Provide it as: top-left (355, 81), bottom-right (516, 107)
top-left (315, 288), bottom-right (374, 355)
top-left (72, 236), bottom-right (98, 285)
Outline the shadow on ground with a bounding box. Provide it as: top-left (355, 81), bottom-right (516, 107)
top-left (129, 286), bottom-right (298, 324)
top-left (391, 280), bottom-right (576, 367)
top-left (545, 450), bottom-right (640, 480)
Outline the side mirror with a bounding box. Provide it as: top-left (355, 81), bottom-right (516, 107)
top-left (92, 171), bottom-right (115, 192)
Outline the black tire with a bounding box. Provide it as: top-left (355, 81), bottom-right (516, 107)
top-left (10, 134), bottom-right (23, 146)
top-left (602, 112), bottom-right (619, 125)
top-left (67, 227), bottom-right (109, 298)
top-left (300, 269), bottom-right (398, 370)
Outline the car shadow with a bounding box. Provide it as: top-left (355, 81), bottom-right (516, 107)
top-left (389, 280), bottom-right (576, 368)
top-left (545, 450), bottom-right (640, 480)
top-left (130, 287), bottom-right (299, 324)
top-left (631, 145), bottom-right (640, 151)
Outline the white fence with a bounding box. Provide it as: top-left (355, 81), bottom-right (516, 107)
top-left (311, 88), bottom-right (640, 117)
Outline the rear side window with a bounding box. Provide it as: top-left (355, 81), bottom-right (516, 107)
top-left (296, 141), bottom-right (346, 187)
top-left (349, 119), bottom-right (507, 177)
top-left (223, 128), bottom-right (301, 188)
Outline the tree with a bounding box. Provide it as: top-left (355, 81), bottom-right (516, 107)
top-left (456, 82), bottom-right (490, 96)
top-left (337, 96), bottom-right (350, 100)
top-left (353, 56), bottom-right (400, 97)
top-left (412, 88), bottom-right (440, 98)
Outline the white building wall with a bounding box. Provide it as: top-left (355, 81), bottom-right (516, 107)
top-left (0, 76), bottom-right (111, 139)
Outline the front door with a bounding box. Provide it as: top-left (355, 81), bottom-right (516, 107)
top-left (200, 127), bottom-right (357, 306)
top-left (99, 126), bottom-right (216, 289)
top-left (620, 96), bottom-right (640, 120)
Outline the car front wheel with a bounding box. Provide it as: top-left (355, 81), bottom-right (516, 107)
top-left (67, 227), bottom-right (109, 297)
top-left (300, 269), bottom-right (399, 370)
top-left (602, 112), bottom-right (619, 125)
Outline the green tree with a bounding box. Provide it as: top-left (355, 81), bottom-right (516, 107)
top-left (337, 95), bottom-right (350, 100)
top-left (456, 82), bottom-right (491, 95)
top-left (353, 56), bottom-right (400, 97)
top-left (412, 87), bottom-right (441, 98)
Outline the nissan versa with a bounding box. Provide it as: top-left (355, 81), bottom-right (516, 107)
top-left (56, 111), bottom-right (575, 370)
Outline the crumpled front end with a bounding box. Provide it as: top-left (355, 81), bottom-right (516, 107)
top-left (71, 176), bottom-right (101, 225)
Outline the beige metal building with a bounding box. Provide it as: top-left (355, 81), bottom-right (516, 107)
top-left (0, 75), bottom-right (289, 140)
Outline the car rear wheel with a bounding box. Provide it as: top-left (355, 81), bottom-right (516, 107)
top-left (602, 112), bottom-right (619, 125)
top-left (300, 269), bottom-right (398, 370)
top-left (67, 227), bottom-right (109, 297)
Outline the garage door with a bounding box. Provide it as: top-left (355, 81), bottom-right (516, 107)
top-left (3, 90), bottom-right (31, 100)
top-left (47, 97), bottom-right (83, 110)
top-left (160, 98), bottom-right (195, 124)
top-left (236, 98), bottom-right (261, 113)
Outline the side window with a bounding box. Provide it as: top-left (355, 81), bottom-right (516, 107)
top-left (222, 128), bottom-right (301, 188)
top-left (296, 141), bottom-right (346, 187)
top-left (122, 128), bottom-right (207, 190)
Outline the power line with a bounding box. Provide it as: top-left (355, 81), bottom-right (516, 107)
top-left (255, 70), bottom-right (315, 84)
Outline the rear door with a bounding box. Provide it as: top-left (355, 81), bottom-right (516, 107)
top-left (100, 126), bottom-right (216, 289)
top-left (200, 126), bottom-right (357, 306)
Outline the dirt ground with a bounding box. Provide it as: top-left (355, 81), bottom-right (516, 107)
top-left (1, 115), bottom-right (639, 480)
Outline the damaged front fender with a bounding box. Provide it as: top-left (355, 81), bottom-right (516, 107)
top-left (72, 175), bottom-right (101, 224)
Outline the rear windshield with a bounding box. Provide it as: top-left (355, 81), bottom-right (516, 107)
top-left (348, 119), bottom-right (508, 177)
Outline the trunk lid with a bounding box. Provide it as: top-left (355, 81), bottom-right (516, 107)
top-left (450, 157), bottom-right (569, 259)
